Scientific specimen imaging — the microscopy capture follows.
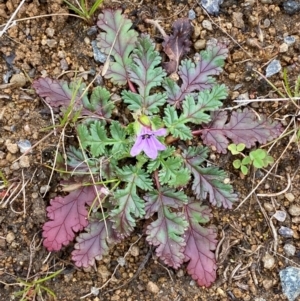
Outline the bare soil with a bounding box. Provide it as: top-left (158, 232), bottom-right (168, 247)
top-left (1, 0), bottom-right (300, 300)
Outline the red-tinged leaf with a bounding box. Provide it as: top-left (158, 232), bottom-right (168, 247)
top-left (42, 186), bottom-right (104, 251)
top-left (146, 209), bottom-right (188, 269)
top-left (183, 201), bottom-right (217, 287)
top-left (72, 220), bottom-right (120, 268)
top-left (164, 42), bottom-right (228, 106)
top-left (182, 147), bottom-right (238, 208)
top-left (32, 77), bottom-right (83, 108)
top-left (200, 108), bottom-right (283, 153)
top-left (162, 18), bottom-right (193, 74)
top-left (144, 187), bottom-right (188, 218)
top-left (144, 188), bottom-right (188, 268)
top-left (97, 9), bottom-right (138, 85)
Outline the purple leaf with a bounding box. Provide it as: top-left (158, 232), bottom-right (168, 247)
top-left (72, 220), bottom-right (120, 268)
top-left (164, 42), bottom-right (228, 106)
top-left (183, 200), bottom-right (217, 287)
top-left (182, 147), bottom-right (238, 208)
top-left (162, 18), bottom-right (193, 74)
top-left (32, 77), bottom-right (82, 108)
top-left (200, 108), bottom-right (283, 153)
top-left (42, 186), bottom-right (104, 251)
top-left (97, 9), bottom-right (138, 85)
top-left (33, 78), bottom-right (113, 118)
top-left (144, 188), bottom-right (188, 268)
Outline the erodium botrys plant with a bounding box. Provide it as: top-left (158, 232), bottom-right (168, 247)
top-left (32, 9), bottom-right (283, 287)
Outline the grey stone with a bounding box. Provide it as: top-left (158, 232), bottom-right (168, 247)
top-left (265, 59), bottom-right (282, 77)
top-left (278, 226), bottom-right (294, 238)
top-left (17, 139), bottom-right (31, 153)
top-left (284, 36), bottom-right (296, 45)
top-left (283, 1), bottom-right (300, 15)
top-left (201, 0), bottom-right (223, 15)
top-left (273, 210), bottom-right (287, 222)
top-left (284, 244), bottom-right (296, 256)
top-left (92, 40), bottom-right (107, 63)
top-left (280, 267), bottom-right (300, 301)
top-left (188, 9), bottom-right (196, 20)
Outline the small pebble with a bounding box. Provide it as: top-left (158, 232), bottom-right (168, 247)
top-left (262, 279), bottom-right (273, 290)
top-left (273, 210), bottom-right (287, 222)
top-left (263, 202), bottom-right (273, 212)
top-left (202, 20), bottom-right (213, 31)
top-left (194, 39), bottom-right (206, 50)
top-left (201, 0), bottom-right (223, 15)
top-left (176, 269), bottom-right (184, 277)
top-left (262, 253), bottom-right (275, 269)
top-left (6, 232), bottom-right (15, 243)
top-left (283, 0), bottom-right (300, 15)
top-left (188, 9), bottom-right (196, 20)
top-left (130, 245), bottom-right (139, 257)
top-left (45, 27), bottom-right (55, 37)
top-left (280, 267), bottom-right (300, 301)
top-left (6, 142), bottom-right (19, 154)
top-left (19, 156), bottom-right (30, 168)
top-left (10, 162), bottom-right (20, 170)
top-left (278, 226), bottom-right (294, 238)
top-left (289, 204), bottom-right (300, 216)
top-left (92, 40), bottom-right (107, 63)
top-left (117, 257), bottom-right (126, 266)
top-left (40, 185), bottom-right (50, 194)
top-left (285, 192), bottom-right (295, 202)
top-left (284, 243), bottom-right (296, 256)
top-left (17, 140), bottom-right (31, 153)
top-left (10, 73), bottom-right (26, 87)
top-left (284, 36), bottom-right (296, 45)
top-left (279, 43), bottom-right (289, 53)
top-left (87, 26), bottom-right (97, 36)
top-left (146, 281), bottom-right (159, 294)
top-left (265, 59), bottom-right (282, 77)
top-left (232, 12), bottom-right (245, 28)
top-left (46, 39), bottom-right (57, 48)
top-left (263, 18), bottom-right (271, 28)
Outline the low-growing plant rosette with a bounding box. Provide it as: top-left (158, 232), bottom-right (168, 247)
top-left (33, 9), bottom-right (283, 287)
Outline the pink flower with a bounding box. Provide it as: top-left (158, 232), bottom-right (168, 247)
top-left (130, 127), bottom-right (167, 159)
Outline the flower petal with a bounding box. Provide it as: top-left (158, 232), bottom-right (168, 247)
top-left (143, 137), bottom-right (159, 159)
top-left (152, 128), bottom-right (167, 136)
top-left (130, 136), bottom-right (144, 157)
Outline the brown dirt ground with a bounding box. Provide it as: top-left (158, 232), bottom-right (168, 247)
top-left (1, 0), bottom-right (300, 300)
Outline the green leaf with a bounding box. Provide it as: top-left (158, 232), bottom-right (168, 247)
top-left (123, 35), bottom-right (167, 114)
top-left (78, 121), bottom-right (111, 157)
top-left (233, 159), bottom-right (241, 169)
top-left (163, 105), bottom-right (192, 140)
top-left (241, 165), bottom-right (248, 175)
top-left (110, 184), bottom-right (145, 236)
top-left (144, 187), bottom-right (188, 268)
top-left (86, 86), bottom-right (114, 118)
top-left (181, 85), bottom-right (227, 124)
top-left (242, 156), bottom-right (251, 165)
top-left (97, 9), bottom-right (138, 85)
top-left (182, 146), bottom-right (238, 208)
top-left (116, 165), bottom-right (153, 191)
top-left (236, 143), bottom-right (246, 152)
top-left (110, 121), bottom-right (128, 157)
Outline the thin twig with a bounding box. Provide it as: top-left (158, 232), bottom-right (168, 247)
top-left (256, 174), bottom-right (291, 197)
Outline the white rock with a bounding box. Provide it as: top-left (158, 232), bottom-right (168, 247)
top-left (146, 281), bottom-right (159, 294)
top-left (262, 253), bottom-right (275, 269)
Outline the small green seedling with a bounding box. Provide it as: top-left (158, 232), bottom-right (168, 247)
top-left (14, 269), bottom-right (63, 301)
top-left (228, 143), bottom-right (274, 175)
top-left (64, 0), bottom-right (104, 22)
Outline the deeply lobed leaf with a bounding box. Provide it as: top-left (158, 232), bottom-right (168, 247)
top-left (163, 42), bottom-right (228, 106)
top-left (72, 220), bottom-right (120, 268)
top-left (162, 18), bottom-right (193, 74)
top-left (182, 147), bottom-right (238, 208)
top-left (183, 200), bottom-right (217, 287)
top-left (97, 9), bottom-right (138, 85)
top-left (201, 108), bottom-right (283, 153)
top-left (42, 186), bottom-right (104, 251)
top-left (144, 188), bottom-right (188, 268)
top-left (123, 35), bottom-right (167, 114)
